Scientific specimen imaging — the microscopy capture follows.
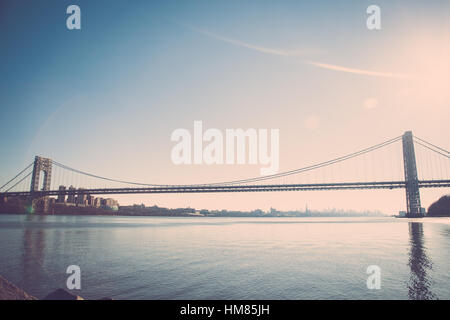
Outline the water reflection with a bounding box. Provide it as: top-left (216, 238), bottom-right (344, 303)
top-left (407, 222), bottom-right (437, 300)
top-left (21, 214), bottom-right (48, 293)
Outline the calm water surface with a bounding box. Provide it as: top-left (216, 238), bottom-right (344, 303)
top-left (0, 214), bottom-right (449, 299)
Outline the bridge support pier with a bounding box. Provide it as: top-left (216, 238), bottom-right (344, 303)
top-left (29, 197), bottom-right (50, 215)
top-left (402, 131), bottom-right (422, 217)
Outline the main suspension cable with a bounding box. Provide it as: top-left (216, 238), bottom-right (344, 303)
top-left (207, 135), bottom-right (403, 185)
top-left (414, 139), bottom-right (450, 159)
top-left (51, 135), bottom-right (402, 187)
top-left (414, 136), bottom-right (449, 155)
top-left (5, 171), bottom-right (32, 192)
top-left (0, 162), bottom-right (33, 191)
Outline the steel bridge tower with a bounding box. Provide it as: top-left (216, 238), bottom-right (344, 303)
top-left (30, 156), bottom-right (52, 192)
top-left (402, 131), bottom-right (422, 217)
top-left (30, 156), bottom-right (53, 213)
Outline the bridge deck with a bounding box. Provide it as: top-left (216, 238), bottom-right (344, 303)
top-left (1, 180), bottom-right (449, 197)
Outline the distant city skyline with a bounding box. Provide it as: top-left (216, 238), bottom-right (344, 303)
top-left (1, 0), bottom-right (449, 213)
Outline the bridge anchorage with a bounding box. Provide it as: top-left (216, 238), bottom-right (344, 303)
top-left (0, 131), bottom-right (449, 216)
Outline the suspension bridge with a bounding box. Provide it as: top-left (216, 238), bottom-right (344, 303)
top-left (1, 131), bottom-right (449, 217)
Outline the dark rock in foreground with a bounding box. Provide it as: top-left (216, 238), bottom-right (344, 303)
top-left (43, 288), bottom-right (84, 300)
top-left (0, 275), bottom-right (37, 300)
top-left (427, 195), bottom-right (450, 217)
top-left (1, 275), bottom-right (114, 300)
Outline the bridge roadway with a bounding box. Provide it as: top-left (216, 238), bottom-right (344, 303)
top-left (1, 180), bottom-right (450, 197)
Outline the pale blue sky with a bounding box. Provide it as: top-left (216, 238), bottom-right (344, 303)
top-left (1, 0), bottom-right (449, 212)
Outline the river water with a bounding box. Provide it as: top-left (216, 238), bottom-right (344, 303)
top-left (0, 214), bottom-right (449, 299)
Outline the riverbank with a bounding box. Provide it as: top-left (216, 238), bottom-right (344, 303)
top-left (0, 210), bottom-right (386, 218)
top-left (0, 275), bottom-right (107, 300)
top-left (0, 275), bottom-right (36, 300)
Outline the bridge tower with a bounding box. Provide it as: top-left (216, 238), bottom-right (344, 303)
top-left (30, 156), bottom-right (52, 213)
top-left (402, 131), bottom-right (422, 217)
top-left (30, 156), bottom-right (52, 192)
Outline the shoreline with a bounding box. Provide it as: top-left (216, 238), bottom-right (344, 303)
top-left (2, 211), bottom-right (449, 218)
top-left (0, 275), bottom-right (37, 300)
top-left (0, 274), bottom-right (109, 300)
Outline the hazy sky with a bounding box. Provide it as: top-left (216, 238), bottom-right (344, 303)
top-left (1, 0), bottom-right (449, 213)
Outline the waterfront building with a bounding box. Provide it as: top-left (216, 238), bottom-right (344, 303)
top-left (57, 186), bottom-right (66, 203)
top-left (67, 186), bottom-right (75, 203)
